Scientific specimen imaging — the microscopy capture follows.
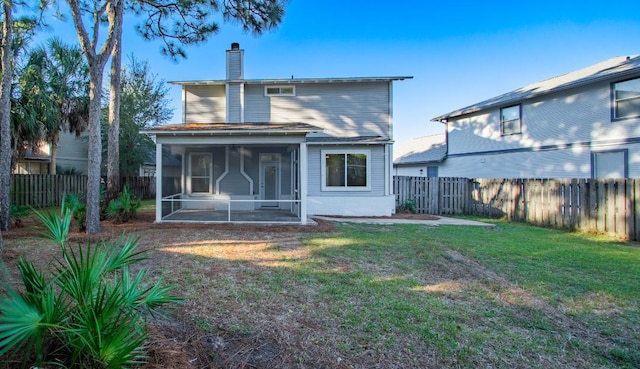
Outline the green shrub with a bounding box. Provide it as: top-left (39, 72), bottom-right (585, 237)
top-left (0, 206), bottom-right (180, 368)
top-left (62, 193), bottom-right (87, 232)
top-left (396, 199), bottom-right (417, 214)
top-left (107, 185), bottom-right (141, 223)
top-left (10, 205), bottom-right (30, 227)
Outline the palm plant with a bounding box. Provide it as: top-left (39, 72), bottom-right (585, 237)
top-left (0, 204), bottom-right (179, 368)
top-left (62, 192), bottom-right (87, 232)
top-left (107, 185), bottom-right (141, 223)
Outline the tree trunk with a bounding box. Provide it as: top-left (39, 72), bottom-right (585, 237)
top-left (50, 130), bottom-right (59, 174)
top-left (107, 3), bottom-right (123, 202)
top-left (0, 0), bottom-right (13, 234)
top-left (68, 0), bottom-right (121, 234)
top-left (85, 64), bottom-right (104, 234)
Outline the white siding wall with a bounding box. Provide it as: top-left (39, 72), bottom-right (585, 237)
top-left (445, 80), bottom-right (640, 177)
top-left (394, 164), bottom-right (428, 177)
top-left (244, 82), bottom-right (391, 138)
top-left (184, 85), bottom-right (226, 122)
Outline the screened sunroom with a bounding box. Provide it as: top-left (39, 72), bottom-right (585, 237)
top-left (144, 123), bottom-right (317, 224)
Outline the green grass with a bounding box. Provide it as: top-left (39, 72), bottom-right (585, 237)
top-left (296, 222), bottom-right (640, 367)
top-left (7, 214), bottom-right (639, 368)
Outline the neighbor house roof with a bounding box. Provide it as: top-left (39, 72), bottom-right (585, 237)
top-left (393, 133), bottom-right (447, 165)
top-left (141, 122), bottom-right (321, 136)
top-left (169, 76), bottom-right (412, 86)
top-left (432, 55), bottom-right (640, 122)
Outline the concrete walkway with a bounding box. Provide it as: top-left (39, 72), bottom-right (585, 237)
top-left (314, 215), bottom-right (495, 227)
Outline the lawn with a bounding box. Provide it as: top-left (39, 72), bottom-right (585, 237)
top-left (1, 212), bottom-right (639, 368)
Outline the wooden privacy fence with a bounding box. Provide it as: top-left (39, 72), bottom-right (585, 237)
top-left (394, 176), bottom-right (640, 241)
top-left (393, 176), bottom-right (470, 215)
top-left (10, 174), bottom-right (156, 208)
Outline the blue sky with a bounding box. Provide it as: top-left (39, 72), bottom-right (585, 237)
top-left (42, 0), bottom-right (640, 145)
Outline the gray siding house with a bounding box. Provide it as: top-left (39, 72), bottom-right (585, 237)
top-left (144, 43), bottom-right (411, 223)
top-left (393, 133), bottom-right (446, 177)
top-left (432, 55), bottom-right (640, 178)
top-left (16, 132), bottom-right (89, 175)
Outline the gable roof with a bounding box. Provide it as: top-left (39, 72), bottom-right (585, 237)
top-left (432, 55), bottom-right (640, 122)
top-left (393, 133), bottom-right (447, 165)
top-left (169, 76), bottom-right (412, 86)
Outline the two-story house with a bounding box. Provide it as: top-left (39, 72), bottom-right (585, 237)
top-left (432, 55), bottom-right (640, 178)
top-left (143, 43), bottom-right (411, 223)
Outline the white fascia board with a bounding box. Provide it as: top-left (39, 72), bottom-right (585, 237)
top-left (155, 135), bottom-right (306, 145)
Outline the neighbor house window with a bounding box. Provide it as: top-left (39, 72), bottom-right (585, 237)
top-left (189, 153), bottom-right (212, 194)
top-left (501, 105), bottom-right (521, 135)
top-left (265, 86), bottom-right (295, 96)
top-left (592, 150), bottom-right (628, 178)
top-left (613, 77), bottom-right (640, 120)
top-left (321, 150), bottom-right (370, 191)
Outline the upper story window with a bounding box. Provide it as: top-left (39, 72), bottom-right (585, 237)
top-left (500, 105), bottom-right (521, 135)
top-left (613, 77), bottom-right (640, 120)
top-left (265, 86), bottom-right (295, 96)
top-left (321, 150), bottom-right (370, 191)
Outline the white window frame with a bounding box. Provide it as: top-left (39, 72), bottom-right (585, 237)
top-left (321, 149), bottom-right (371, 192)
top-left (264, 85), bottom-right (295, 96)
top-left (500, 105), bottom-right (522, 136)
top-left (188, 152), bottom-right (213, 195)
top-left (612, 77), bottom-right (640, 120)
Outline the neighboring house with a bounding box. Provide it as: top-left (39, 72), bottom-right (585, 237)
top-left (15, 132), bottom-right (88, 175)
top-left (432, 55), bottom-right (640, 178)
top-left (393, 133), bottom-right (446, 177)
top-left (143, 43), bottom-right (411, 223)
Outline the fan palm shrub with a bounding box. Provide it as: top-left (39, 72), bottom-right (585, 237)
top-left (62, 192), bottom-right (87, 231)
top-left (0, 206), bottom-right (180, 368)
top-left (106, 185), bottom-right (141, 223)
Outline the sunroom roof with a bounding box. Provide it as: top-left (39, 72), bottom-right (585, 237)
top-left (142, 122), bottom-right (321, 136)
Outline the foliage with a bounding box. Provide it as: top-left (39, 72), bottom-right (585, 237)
top-left (396, 199), bottom-right (416, 213)
top-left (56, 165), bottom-right (83, 175)
top-left (102, 56), bottom-right (172, 176)
top-left (0, 207), bottom-right (179, 367)
top-left (106, 185), bottom-right (141, 223)
top-left (131, 0), bottom-right (287, 59)
top-left (62, 192), bottom-right (87, 232)
top-left (30, 205), bottom-right (72, 247)
top-left (9, 204), bottom-right (29, 227)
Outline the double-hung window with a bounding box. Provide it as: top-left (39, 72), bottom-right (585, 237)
top-left (321, 150), bottom-right (370, 191)
top-left (612, 77), bottom-right (640, 120)
top-left (189, 153), bottom-right (212, 194)
top-left (500, 105), bottom-right (521, 135)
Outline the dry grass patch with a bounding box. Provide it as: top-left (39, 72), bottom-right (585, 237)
top-left (2, 211), bottom-right (639, 368)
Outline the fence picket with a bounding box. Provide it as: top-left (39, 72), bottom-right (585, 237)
top-left (9, 174), bottom-right (155, 208)
top-left (393, 176), bottom-right (640, 240)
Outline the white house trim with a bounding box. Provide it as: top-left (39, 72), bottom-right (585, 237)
top-left (215, 147), bottom-right (230, 195)
top-left (300, 142), bottom-right (308, 224)
top-left (239, 146), bottom-right (254, 194)
top-left (155, 142), bottom-right (162, 222)
top-left (320, 149), bottom-right (371, 192)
